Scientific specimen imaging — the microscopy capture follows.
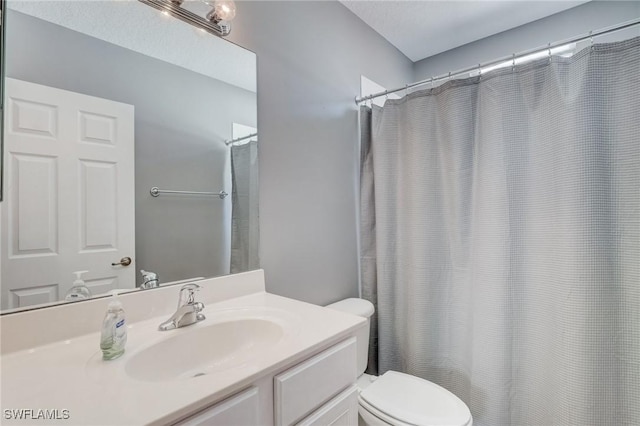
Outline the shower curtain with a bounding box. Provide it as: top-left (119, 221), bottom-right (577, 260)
top-left (230, 140), bottom-right (259, 273)
top-left (360, 38), bottom-right (639, 425)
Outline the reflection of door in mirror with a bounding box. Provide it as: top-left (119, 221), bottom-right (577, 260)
top-left (1, 79), bottom-right (135, 310)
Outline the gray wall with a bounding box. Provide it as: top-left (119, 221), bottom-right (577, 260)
top-left (413, 1), bottom-right (640, 81)
top-left (227, 2), bottom-right (414, 305)
top-left (6, 11), bottom-right (257, 286)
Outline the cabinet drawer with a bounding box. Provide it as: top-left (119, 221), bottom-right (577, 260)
top-left (275, 337), bottom-right (357, 425)
top-left (174, 387), bottom-right (259, 426)
top-left (296, 385), bottom-right (359, 426)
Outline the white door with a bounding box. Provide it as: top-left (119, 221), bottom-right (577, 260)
top-left (1, 78), bottom-right (135, 310)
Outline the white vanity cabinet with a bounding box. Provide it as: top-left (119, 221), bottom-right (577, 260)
top-left (173, 337), bottom-right (358, 426)
top-left (296, 385), bottom-right (359, 426)
top-left (0, 272), bottom-right (368, 426)
top-left (175, 387), bottom-right (260, 426)
top-left (275, 337), bottom-right (358, 425)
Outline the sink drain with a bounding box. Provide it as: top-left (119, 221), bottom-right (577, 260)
top-left (192, 372), bottom-right (207, 378)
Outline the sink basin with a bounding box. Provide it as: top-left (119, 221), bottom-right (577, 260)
top-left (125, 318), bottom-right (285, 382)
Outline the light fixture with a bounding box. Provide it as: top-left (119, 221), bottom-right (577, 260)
top-left (204, 0), bottom-right (236, 24)
top-left (138, 0), bottom-right (235, 37)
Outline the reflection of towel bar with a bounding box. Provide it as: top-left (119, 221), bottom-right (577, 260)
top-left (225, 132), bottom-right (258, 146)
top-left (150, 187), bottom-right (228, 199)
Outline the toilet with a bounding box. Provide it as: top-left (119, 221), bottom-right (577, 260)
top-left (326, 298), bottom-right (472, 426)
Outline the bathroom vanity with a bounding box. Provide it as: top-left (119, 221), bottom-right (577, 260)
top-left (0, 270), bottom-right (365, 425)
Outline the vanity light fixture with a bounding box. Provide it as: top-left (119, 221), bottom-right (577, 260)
top-left (204, 0), bottom-right (236, 24)
top-left (139, 0), bottom-right (236, 37)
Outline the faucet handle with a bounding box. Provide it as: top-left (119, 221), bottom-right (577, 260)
top-left (141, 269), bottom-right (158, 280)
top-left (139, 270), bottom-right (160, 290)
top-left (178, 283), bottom-right (201, 307)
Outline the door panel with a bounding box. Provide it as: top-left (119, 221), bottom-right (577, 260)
top-left (9, 283), bottom-right (59, 308)
top-left (79, 160), bottom-right (117, 251)
top-left (10, 153), bottom-right (58, 256)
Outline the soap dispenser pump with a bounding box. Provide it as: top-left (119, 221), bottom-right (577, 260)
top-left (64, 270), bottom-right (92, 302)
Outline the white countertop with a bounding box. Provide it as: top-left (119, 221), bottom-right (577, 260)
top-left (0, 291), bottom-right (365, 425)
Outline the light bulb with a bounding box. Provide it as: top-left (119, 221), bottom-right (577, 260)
top-left (215, 0), bottom-right (236, 21)
top-left (204, 0), bottom-right (236, 22)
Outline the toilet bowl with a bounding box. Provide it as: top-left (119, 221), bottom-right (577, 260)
top-left (326, 298), bottom-right (472, 426)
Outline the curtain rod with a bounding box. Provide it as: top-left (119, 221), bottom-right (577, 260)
top-left (225, 132), bottom-right (258, 146)
top-left (355, 17), bottom-right (640, 105)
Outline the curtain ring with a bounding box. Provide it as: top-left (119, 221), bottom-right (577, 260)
top-left (589, 30), bottom-right (594, 50)
top-left (405, 84), bottom-right (409, 98)
top-left (448, 71), bottom-right (452, 81)
top-left (512, 53), bottom-right (516, 72)
top-left (430, 76), bottom-right (434, 91)
top-left (548, 43), bottom-right (552, 63)
top-left (478, 64), bottom-right (482, 80)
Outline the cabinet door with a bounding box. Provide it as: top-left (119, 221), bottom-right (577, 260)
top-left (175, 387), bottom-right (259, 426)
top-left (275, 337), bottom-right (357, 425)
top-left (296, 385), bottom-right (359, 426)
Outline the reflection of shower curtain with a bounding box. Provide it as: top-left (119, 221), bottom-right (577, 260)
top-left (230, 140), bottom-right (260, 273)
top-left (360, 38), bottom-right (640, 425)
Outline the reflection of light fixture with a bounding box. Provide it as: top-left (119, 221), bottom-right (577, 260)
top-left (138, 0), bottom-right (235, 37)
top-left (204, 0), bottom-right (236, 24)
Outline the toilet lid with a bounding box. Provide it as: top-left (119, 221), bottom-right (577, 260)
top-left (359, 371), bottom-right (471, 426)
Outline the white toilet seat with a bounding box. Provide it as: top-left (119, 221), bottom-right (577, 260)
top-left (358, 371), bottom-right (472, 426)
top-left (359, 396), bottom-right (414, 426)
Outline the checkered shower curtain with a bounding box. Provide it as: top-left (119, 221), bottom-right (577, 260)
top-left (360, 37), bottom-right (640, 425)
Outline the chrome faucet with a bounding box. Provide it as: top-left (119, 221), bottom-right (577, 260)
top-left (158, 283), bottom-right (206, 331)
top-left (140, 270), bottom-right (159, 289)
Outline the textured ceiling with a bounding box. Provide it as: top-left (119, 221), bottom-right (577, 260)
top-left (8, 0), bottom-right (256, 93)
top-left (341, 0), bottom-right (590, 62)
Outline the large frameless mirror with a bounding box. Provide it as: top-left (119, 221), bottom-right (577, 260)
top-left (0, 0), bottom-right (258, 313)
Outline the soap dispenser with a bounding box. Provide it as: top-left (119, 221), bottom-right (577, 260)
top-left (100, 293), bottom-right (127, 360)
top-left (64, 270), bottom-right (92, 302)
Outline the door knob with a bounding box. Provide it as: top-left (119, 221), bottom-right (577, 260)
top-left (112, 257), bottom-right (132, 267)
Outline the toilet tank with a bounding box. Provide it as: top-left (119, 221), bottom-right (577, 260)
top-left (326, 298), bottom-right (375, 376)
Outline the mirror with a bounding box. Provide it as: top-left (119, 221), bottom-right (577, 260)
top-left (0, 1), bottom-right (258, 312)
